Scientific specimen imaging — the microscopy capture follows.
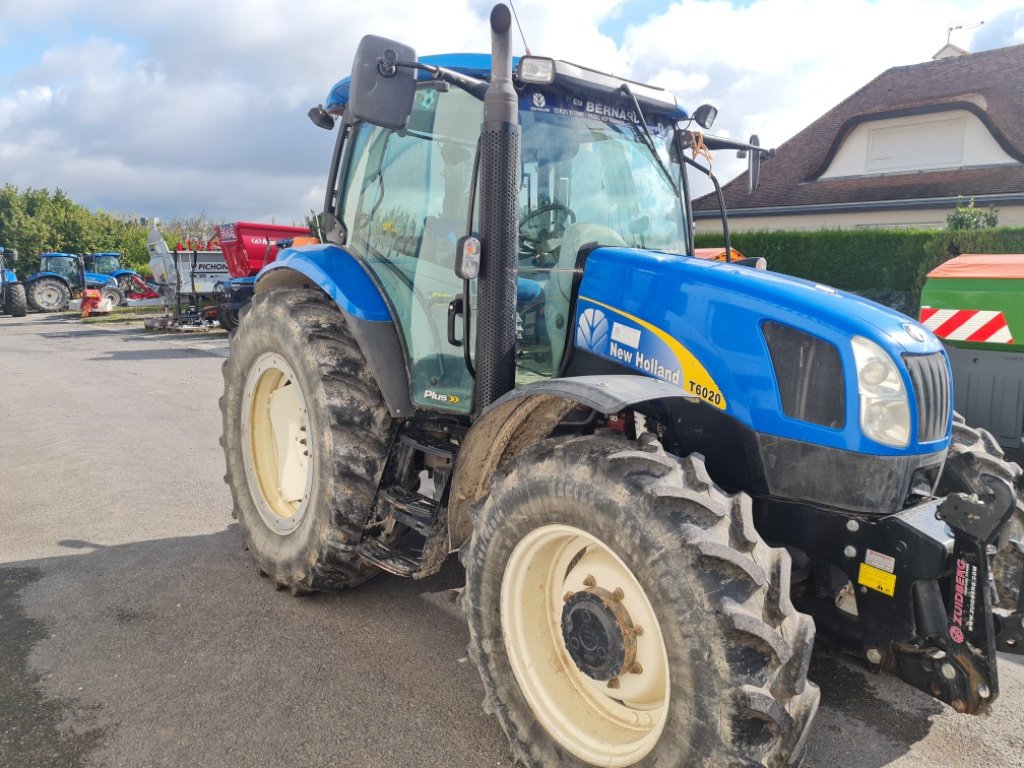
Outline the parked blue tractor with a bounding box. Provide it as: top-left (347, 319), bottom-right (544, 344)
top-left (220, 7), bottom-right (1024, 766)
top-left (0, 247), bottom-right (27, 318)
top-left (82, 252), bottom-right (149, 298)
top-left (24, 252), bottom-right (125, 312)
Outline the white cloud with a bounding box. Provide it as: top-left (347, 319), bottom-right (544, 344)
top-left (0, 0), bottom-right (1021, 221)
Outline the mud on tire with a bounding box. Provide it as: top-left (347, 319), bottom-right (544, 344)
top-left (939, 416), bottom-right (1024, 608)
top-left (220, 288), bottom-right (391, 592)
top-left (461, 433), bottom-right (819, 768)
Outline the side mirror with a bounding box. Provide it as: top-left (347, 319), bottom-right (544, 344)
top-left (692, 104), bottom-right (717, 130)
top-left (348, 35), bottom-right (417, 131)
top-left (748, 134), bottom-right (761, 194)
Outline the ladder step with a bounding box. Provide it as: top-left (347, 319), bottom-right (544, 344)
top-left (355, 539), bottom-right (419, 577)
top-left (380, 485), bottom-right (439, 536)
top-left (398, 428), bottom-right (458, 460)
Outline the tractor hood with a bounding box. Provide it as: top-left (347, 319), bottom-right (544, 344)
top-left (574, 246), bottom-right (950, 457)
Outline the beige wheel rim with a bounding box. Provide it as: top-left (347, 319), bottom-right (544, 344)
top-left (241, 352), bottom-right (313, 534)
top-left (500, 524), bottom-right (670, 767)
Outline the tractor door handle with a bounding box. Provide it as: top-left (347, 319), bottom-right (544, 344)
top-left (447, 295), bottom-right (464, 347)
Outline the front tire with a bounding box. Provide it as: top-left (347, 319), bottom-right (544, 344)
top-left (101, 284), bottom-right (126, 309)
top-left (462, 434), bottom-right (819, 767)
top-left (220, 289), bottom-right (391, 591)
top-left (6, 284), bottom-right (27, 317)
top-left (28, 277), bottom-right (70, 312)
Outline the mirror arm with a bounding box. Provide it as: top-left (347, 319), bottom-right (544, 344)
top-left (391, 60), bottom-right (490, 100)
top-left (680, 154), bottom-right (732, 263)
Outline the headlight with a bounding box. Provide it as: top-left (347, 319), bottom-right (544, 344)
top-left (851, 336), bottom-right (910, 447)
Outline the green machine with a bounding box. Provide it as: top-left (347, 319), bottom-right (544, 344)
top-left (920, 253), bottom-right (1024, 452)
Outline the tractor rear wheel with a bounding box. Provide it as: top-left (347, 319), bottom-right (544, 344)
top-left (220, 288), bottom-right (390, 592)
top-left (938, 415), bottom-right (1024, 608)
top-left (28, 277), bottom-right (70, 312)
top-left (462, 434), bottom-right (819, 768)
top-left (6, 284), bottom-right (26, 317)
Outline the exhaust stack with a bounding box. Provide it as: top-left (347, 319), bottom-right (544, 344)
top-left (474, 3), bottom-right (520, 412)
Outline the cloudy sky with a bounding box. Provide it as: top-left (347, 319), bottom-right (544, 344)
top-left (2, 0), bottom-right (1023, 226)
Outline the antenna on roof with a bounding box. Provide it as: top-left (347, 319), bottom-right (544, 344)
top-left (947, 20), bottom-right (984, 44)
top-left (508, 0), bottom-right (532, 56)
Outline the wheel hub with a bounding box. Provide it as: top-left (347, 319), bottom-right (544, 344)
top-left (561, 587), bottom-right (637, 681)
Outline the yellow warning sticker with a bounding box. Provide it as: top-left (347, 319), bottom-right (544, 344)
top-left (858, 562), bottom-right (896, 597)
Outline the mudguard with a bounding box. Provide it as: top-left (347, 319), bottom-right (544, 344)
top-left (447, 375), bottom-right (698, 548)
top-left (257, 244), bottom-right (413, 416)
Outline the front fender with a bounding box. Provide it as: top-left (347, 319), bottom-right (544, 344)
top-left (259, 244), bottom-right (390, 322)
top-left (256, 244), bottom-right (413, 417)
top-left (446, 375), bottom-right (697, 549)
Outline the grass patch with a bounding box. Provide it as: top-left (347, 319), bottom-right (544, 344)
top-left (80, 306), bottom-right (168, 325)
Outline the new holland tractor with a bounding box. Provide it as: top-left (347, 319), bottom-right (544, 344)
top-left (220, 6), bottom-right (1024, 766)
top-left (24, 252), bottom-right (125, 312)
top-left (0, 247), bottom-right (27, 318)
top-left (83, 252), bottom-right (154, 300)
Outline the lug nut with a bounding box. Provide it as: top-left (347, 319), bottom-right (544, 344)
top-left (612, 588), bottom-right (624, 602)
top-left (607, 677), bottom-right (620, 689)
top-left (582, 575), bottom-right (596, 588)
top-left (563, 591), bottom-right (573, 603)
top-left (629, 662), bottom-right (643, 675)
top-left (846, 520), bottom-right (860, 532)
top-left (865, 648), bottom-right (882, 665)
top-left (633, 624), bottom-right (644, 637)
top-left (843, 545), bottom-right (857, 558)
top-left (941, 663), bottom-right (957, 680)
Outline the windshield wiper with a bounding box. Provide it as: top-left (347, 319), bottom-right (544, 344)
top-left (619, 84), bottom-right (678, 193)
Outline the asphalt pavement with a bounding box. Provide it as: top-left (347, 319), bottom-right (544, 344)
top-left (1, 313), bottom-right (1022, 768)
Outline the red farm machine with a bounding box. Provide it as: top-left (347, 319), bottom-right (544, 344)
top-left (213, 222), bottom-right (315, 331)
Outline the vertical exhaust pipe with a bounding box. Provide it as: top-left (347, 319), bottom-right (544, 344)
top-left (474, 3), bottom-right (519, 412)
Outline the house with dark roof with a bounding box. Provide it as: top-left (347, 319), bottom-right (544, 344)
top-left (694, 44), bottom-right (1024, 232)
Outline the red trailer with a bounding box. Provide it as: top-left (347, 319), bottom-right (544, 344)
top-left (215, 221), bottom-right (314, 278)
top-left (213, 221), bottom-right (317, 331)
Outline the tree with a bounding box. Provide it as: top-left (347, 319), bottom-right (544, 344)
top-left (946, 196), bottom-right (999, 230)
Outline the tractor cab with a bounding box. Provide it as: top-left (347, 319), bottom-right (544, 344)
top-left (314, 54), bottom-right (706, 413)
top-left (25, 253), bottom-right (121, 312)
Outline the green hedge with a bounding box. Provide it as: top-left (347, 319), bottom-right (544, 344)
top-left (695, 227), bottom-right (1024, 315)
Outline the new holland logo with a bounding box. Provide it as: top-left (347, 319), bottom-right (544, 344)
top-left (532, 92), bottom-right (546, 109)
top-left (576, 308), bottom-right (609, 352)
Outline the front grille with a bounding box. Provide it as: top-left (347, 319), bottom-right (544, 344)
top-left (903, 352), bottom-right (950, 443)
top-left (762, 321), bottom-right (845, 429)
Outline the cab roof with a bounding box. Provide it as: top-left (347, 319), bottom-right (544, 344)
top-left (325, 52), bottom-right (687, 121)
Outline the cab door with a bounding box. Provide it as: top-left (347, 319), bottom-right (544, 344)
top-left (338, 87), bottom-right (482, 414)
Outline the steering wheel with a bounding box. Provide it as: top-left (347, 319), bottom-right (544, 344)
top-left (519, 203), bottom-right (577, 266)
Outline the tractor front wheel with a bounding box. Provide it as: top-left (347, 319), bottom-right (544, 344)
top-left (6, 284), bottom-right (27, 317)
top-left (101, 284), bottom-right (126, 309)
top-left (28, 277), bottom-right (70, 312)
top-left (462, 434), bottom-right (819, 767)
top-left (220, 288), bottom-right (391, 592)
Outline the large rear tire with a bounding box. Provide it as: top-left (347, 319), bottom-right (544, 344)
top-left (28, 277), bottom-right (70, 312)
top-left (462, 434), bottom-right (819, 768)
top-left (6, 284), bottom-right (27, 317)
top-left (220, 288), bottom-right (391, 592)
top-left (938, 415), bottom-right (1024, 608)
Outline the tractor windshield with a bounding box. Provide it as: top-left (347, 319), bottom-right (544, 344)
top-left (91, 255), bottom-right (120, 274)
top-left (40, 255), bottom-right (77, 281)
top-left (338, 83), bottom-right (688, 410)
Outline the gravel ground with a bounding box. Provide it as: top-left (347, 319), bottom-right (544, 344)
top-left (1, 312), bottom-right (1022, 768)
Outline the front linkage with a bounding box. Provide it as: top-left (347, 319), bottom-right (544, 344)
top-left (757, 464), bottom-right (1021, 714)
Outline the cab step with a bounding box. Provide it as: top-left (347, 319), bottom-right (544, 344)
top-left (379, 485), bottom-right (439, 536)
top-left (354, 538), bottom-right (420, 577)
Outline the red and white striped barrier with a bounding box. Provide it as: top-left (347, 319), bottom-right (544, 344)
top-left (919, 307), bottom-right (1015, 344)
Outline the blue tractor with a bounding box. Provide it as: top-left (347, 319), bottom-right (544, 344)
top-left (24, 252), bottom-right (125, 312)
top-left (83, 252), bottom-right (148, 299)
top-left (220, 7), bottom-right (1024, 766)
top-left (0, 247), bottom-right (27, 317)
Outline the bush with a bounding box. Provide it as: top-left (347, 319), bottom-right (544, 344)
top-left (696, 227), bottom-right (1024, 314)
